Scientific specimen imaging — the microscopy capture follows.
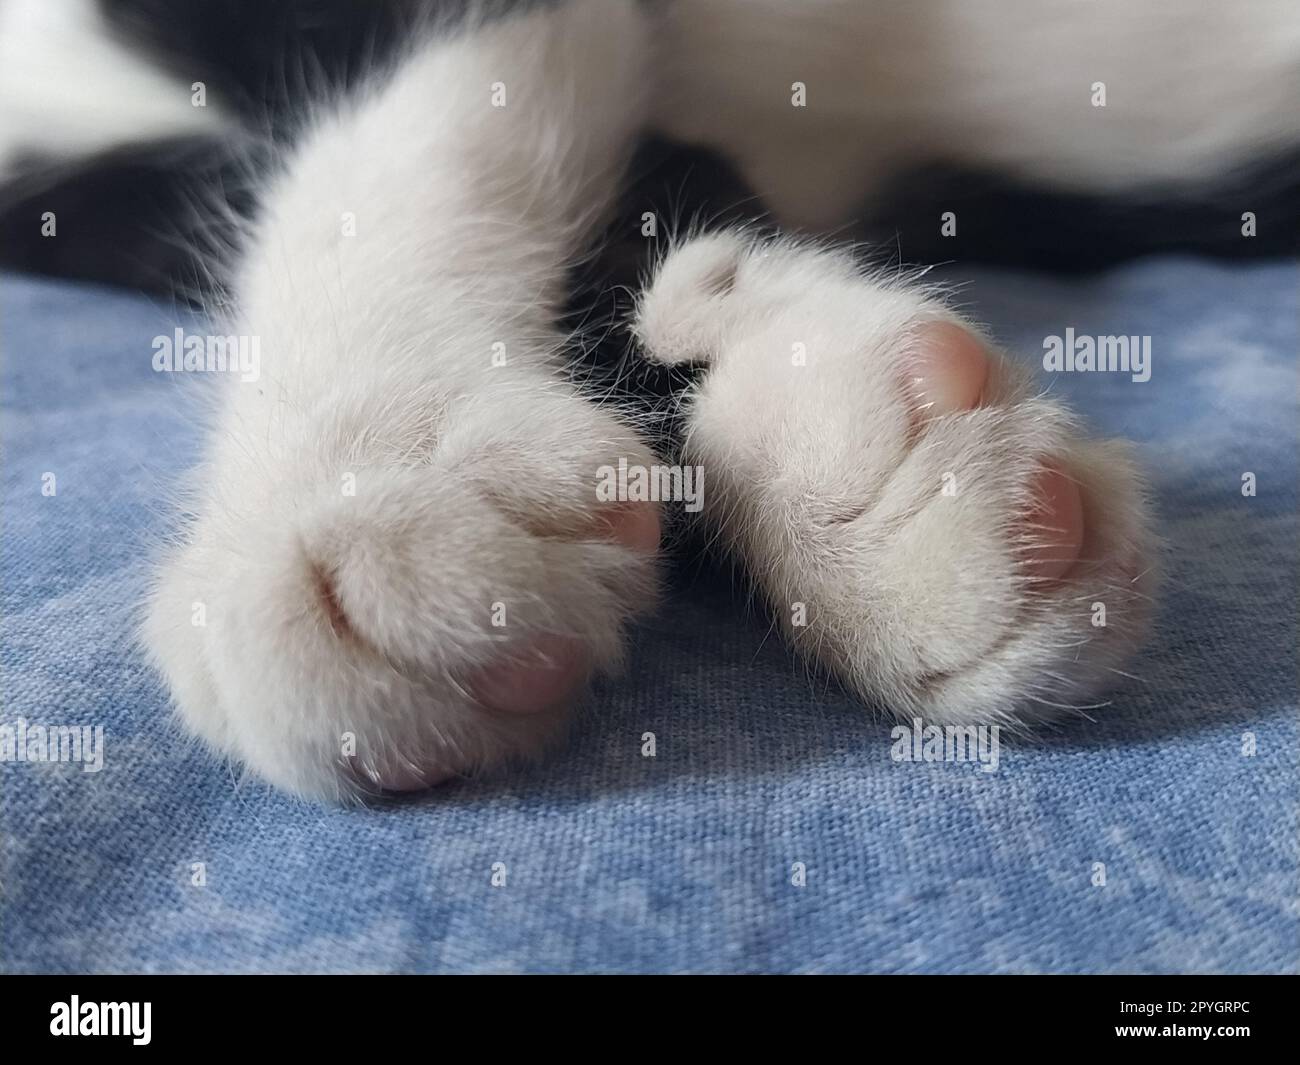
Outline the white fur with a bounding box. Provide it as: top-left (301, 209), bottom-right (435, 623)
top-left (132, 0), bottom-right (1260, 799)
top-left (144, 0), bottom-right (659, 800)
top-left (654, 0), bottom-right (1300, 228)
top-left (635, 231), bottom-right (1157, 723)
top-left (0, 0), bottom-right (227, 181)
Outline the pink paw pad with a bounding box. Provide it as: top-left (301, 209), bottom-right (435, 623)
top-left (469, 631), bottom-right (592, 716)
top-left (365, 501), bottom-right (659, 793)
top-left (594, 499), bottom-right (662, 554)
top-left (467, 501), bottom-right (659, 718)
top-left (905, 321), bottom-right (990, 418)
top-left (903, 322), bottom-right (1086, 584)
top-left (1020, 463), bottom-right (1085, 582)
top-left (372, 502), bottom-right (659, 793)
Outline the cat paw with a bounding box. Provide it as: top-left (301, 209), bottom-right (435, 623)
top-left (144, 380), bottom-right (659, 801)
top-left (634, 231), bottom-right (1157, 725)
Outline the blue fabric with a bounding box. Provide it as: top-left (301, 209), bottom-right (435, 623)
top-left (2, 259), bottom-right (1296, 974)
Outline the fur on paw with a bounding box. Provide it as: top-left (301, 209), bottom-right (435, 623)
top-left (143, 381), bottom-right (659, 802)
top-left (634, 231), bottom-right (1158, 725)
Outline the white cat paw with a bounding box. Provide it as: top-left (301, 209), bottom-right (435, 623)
top-left (144, 379), bottom-right (659, 801)
top-left (635, 231), bottom-right (1158, 725)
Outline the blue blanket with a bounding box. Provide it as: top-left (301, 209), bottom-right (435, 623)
top-left (2, 259), bottom-right (1295, 973)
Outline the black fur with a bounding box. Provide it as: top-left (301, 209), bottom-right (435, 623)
top-left (869, 155), bottom-right (1300, 271)
top-left (0, 0), bottom-right (1294, 328)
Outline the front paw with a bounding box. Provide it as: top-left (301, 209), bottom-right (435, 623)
top-left (143, 384), bottom-right (659, 801)
top-left (636, 232), bottom-right (1158, 725)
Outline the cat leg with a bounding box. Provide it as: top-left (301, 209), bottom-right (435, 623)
top-left (144, 0), bottom-right (660, 800)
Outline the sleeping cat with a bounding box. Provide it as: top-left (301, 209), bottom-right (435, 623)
top-left (6, 0), bottom-right (1294, 799)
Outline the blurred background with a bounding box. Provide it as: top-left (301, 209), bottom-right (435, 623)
top-left (0, 0), bottom-right (1296, 306)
